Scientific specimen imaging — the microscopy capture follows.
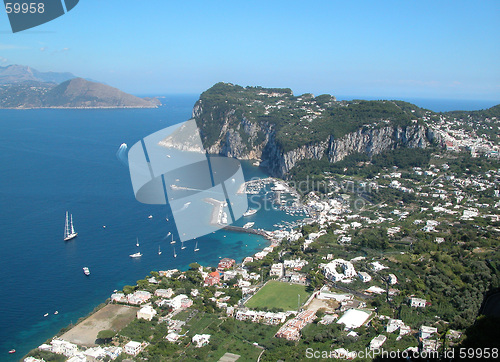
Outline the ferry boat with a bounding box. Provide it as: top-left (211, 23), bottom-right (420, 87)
top-left (243, 209), bottom-right (257, 217)
top-left (63, 212), bottom-right (78, 241)
top-left (129, 252), bottom-right (142, 258)
top-left (83, 267), bottom-right (90, 275)
top-left (243, 222), bottom-right (255, 229)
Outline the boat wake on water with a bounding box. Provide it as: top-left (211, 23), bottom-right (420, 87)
top-left (116, 143), bottom-right (129, 167)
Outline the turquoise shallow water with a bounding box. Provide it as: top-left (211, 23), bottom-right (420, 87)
top-left (0, 96), bottom-right (300, 360)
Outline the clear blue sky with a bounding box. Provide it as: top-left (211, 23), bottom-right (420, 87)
top-left (0, 0), bottom-right (498, 100)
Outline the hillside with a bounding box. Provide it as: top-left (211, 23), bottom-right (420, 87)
top-left (0, 77), bottom-right (158, 109)
top-left (192, 83), bottom-right (441, 177)
top-left (0, 64), bottom-right (76, 84)
top-left (43, 78), bottom-right (156, 108)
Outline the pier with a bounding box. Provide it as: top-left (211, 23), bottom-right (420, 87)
top-left (223, 225), bottom-right (272, 240)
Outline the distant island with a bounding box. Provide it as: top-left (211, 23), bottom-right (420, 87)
top-left (0, 65), bottom-right (159, 109)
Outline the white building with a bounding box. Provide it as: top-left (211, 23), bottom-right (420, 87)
top-left (388, 274), bottom-right (398, 285)
top-left (137, 305), bottom-right (157, 321)
top-left (322, 259), bottom-right (357, 282)
top-left (358, 272), bottom-right (372, 283)
top-left (284, 258), bottom-right (308, 270)
top-left (420, 325), bottom-right (438, 340)
top-left (83, 347), bottom-right (107, 362)
top-left (410, 297), bottom-right (427, 308)
top-left (370, 261), bottom-right (388, 271)
top-left (192, 334), bottom-right (211, 348)
top-left (270, 263), bottom-right (284, 278)
top-left (370, 335), bottom-right (387, 350)
top-left (165, 332), bottom-right (181, 342)
top-left (155, 288), bottom-right (174, 298)
top-left (110, 292), bottom-right (127, 303)
top-left (386, 319), bottom-right (405, 333)
top-left (337, 309), bottom-right (370, 329)
top-left (50, 339), bottom-right (79, 357)
top-left (124, 341), bottom-right (142, 356)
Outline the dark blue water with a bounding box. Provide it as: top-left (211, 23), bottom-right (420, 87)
top-left (0, 96), bottom-right (299, 360)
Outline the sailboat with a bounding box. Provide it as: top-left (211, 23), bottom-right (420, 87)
top-left (194, 241), bottom-right (199, 252)
top-left (64, 212), bottom-right (78, 241)
top-left (136, 237), bottom-right (140, 247)
top-left (170, 233), bottom-right (176, 244)
top-left (181, 240), bottom-right (186, 250)
top-left (158, 245), bottom-right (162, 255)
top-left (173, 246), bottom-right (177, 258)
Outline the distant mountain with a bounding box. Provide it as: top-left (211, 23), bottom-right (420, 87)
top-left (42, 78), bottom-right (157, 108)
top-left (0, 73), bottom-right (159, 109)
top-left (0, 64), bottom-right (76, 85)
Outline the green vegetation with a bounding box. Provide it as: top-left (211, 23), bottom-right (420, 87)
top-left (289, 147), bottom-right (434, 187)
top-left (195, 82), bottom-right (429, 153)
top-left (245, 281), bottom-right (311, 311)
top-left (96, 329), bottom-right (115, 343)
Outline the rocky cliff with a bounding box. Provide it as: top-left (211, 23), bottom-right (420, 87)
top-left (192, 83), bottom-right (440, 178)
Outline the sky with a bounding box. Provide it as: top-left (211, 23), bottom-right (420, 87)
top-left (0, 0), bottom-right (499, 101)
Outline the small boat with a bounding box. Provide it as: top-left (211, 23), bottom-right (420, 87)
top-left (102, 225), bottom-right (106, 228)
top-left (173, 246), bottom-right (177, 258)
top-left (129, 252), bottom-right (142, 258)
top-left (158, 245), bottom-right (162, 255)
top-left (194, 241), bottom-right (199, 252)
top-left (148, 215), bottom-right (153, 219)
top-left (170, 234), bottom-right (176, 244)
top-left (243, 222), bottom-right (255, 229)
top-left (44, 313), bottom-right (48, 317)
top-left (136, 237), bottom-right (140, 247)
top-left (54, 311), bottom-right (59, 315)
top-left (243, 209), bottom-right (257, 217)
top-left (83, 267), bottom-right (90, 275)
top-left (63, 211), bottom-right (78, 241)
top-left (8, 349), bottom-right (15, 354)
top-left (181, 240), bottom-right (186, 250)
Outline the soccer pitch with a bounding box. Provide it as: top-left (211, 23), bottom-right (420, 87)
top-left (245, 281), bottom-right (311, 311)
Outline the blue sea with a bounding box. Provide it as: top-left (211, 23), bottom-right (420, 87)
top-left (0, 95), bottom-right (495, 360)
top-left (0, 95), bottom-right (300, 361)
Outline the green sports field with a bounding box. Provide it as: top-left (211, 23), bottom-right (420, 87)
top-left (245, 281), bottom-right (311, 311)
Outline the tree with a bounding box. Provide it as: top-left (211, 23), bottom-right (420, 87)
top-left (97, 329), bottom-right (115, 343)
top-left (189, 262), bottom-right (201, 270)
top-left (122, 285), bottom-right (135, 295)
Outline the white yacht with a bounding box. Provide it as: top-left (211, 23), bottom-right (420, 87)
top-left (243, 209), bottom-right (257, 217)
top-left (63, 212), bottom-right (78, 241)
top-left (243, 222), bottom-right (255, 229)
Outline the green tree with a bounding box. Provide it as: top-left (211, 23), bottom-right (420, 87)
top-left (97, 329), bottom-right (115, 343)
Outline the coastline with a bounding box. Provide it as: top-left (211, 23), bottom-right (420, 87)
top-left (23, 176), bottom-right (304, 360)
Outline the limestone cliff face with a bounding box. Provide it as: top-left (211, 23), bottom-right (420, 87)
top-left (194, 99), bottom-right (439, 178)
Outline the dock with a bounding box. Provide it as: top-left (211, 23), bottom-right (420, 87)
top-left (223, 225), bottom-right (272, 240)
